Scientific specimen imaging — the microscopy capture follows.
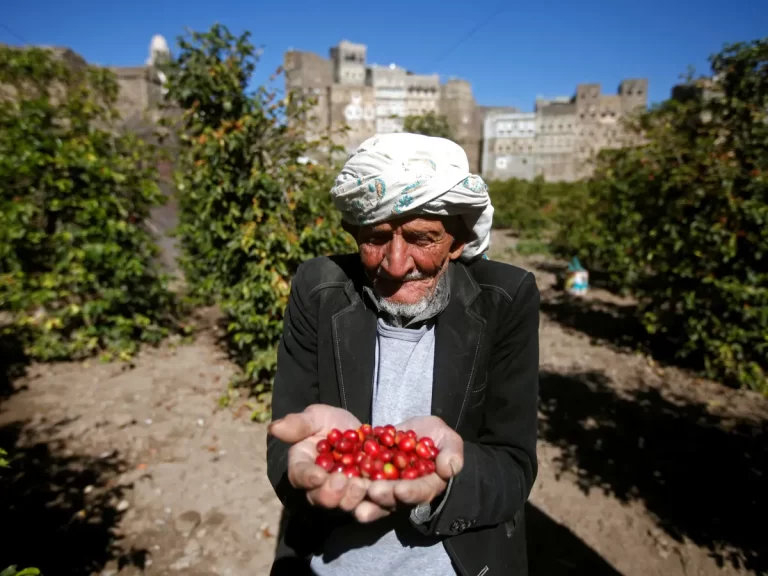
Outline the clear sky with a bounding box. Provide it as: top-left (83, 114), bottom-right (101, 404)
top-left (3, 0), bottom-right (766, 112)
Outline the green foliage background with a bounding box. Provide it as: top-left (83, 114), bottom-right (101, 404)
top-left (162, 25), bottom-right (354, 417)
top-left (403, 111), bottom-right (454, 139)
top-left (0, 45), bottom-right (181, 362)
top-left (495, 39), bottom-right (767, 393)
top-left (554, 39), bottom-right (767, 392)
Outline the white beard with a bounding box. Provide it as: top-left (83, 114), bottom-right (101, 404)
top-left (377, 295), bottom-right (431, 319)
top-left (371, 269), bottom-right (450, 327)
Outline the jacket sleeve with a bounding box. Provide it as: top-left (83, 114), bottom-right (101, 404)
top-left (412, 272), bottom-right (540, 536)
top-left (266, 263), bottom-right (322, 512)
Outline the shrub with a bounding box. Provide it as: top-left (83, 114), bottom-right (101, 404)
top-left (488, 176), bottom-right (589, 242)
top-left (0, 45), bottom-right (182, 362)
top-left (162, 25), bottom-right (354, 417)
top-left (554, 38), bottom-right (768, 393)
top-left (403, 111), bottom-right (454, 139)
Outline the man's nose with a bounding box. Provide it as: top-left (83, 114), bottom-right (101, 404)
top-left (381, 235), bottom-right (414, 279)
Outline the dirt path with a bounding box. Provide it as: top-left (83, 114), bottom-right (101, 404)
top-left (1, 237), bottom-right (766, 576)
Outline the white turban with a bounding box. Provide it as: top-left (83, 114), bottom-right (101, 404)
top-left (329, 133), bottom-right (494, 261)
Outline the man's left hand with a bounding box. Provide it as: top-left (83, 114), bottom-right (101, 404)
top-left (365, 415), bottom-right (463, 516)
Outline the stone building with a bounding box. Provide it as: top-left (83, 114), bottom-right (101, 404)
top-left (405, 72), bottom-right (441, 116)
top-left (283, 41), bottom-right (482, 171)
top-left (440, 79), bottom-right (483, 175)
top-left (535, 97), bottom-right (578, 181)
top-left (330, 41), bottom-right (367, 86)
top-left (328, 84), bottom-right (377, 153)
top-left (482, 111), bottom-right (537, 180)
top-left (111, 65), bottom-right (166, 128)
top-left (367, 64), bottom-right (407, 134)
top-left (284, 41), bottom-right (648, 180)
top-left (481, 79), bottom-right (648, 182)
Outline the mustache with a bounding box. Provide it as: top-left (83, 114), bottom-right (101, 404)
top-left (374, 268), bottom-right (430, 282)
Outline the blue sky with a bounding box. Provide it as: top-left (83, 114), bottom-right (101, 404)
top-left (3, 0), bottom-right (766, 111)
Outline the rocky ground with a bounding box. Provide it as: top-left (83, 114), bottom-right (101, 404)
top-left (1, 230), bottom-right (766, 576)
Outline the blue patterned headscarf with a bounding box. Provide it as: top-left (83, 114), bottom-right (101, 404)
top-left (329, 133), bottom-right (494, 261)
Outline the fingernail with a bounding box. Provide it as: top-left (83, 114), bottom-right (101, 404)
top-left (449, 458), bottom-right (462, 476)
top-left (330, 474), bottom-right (347, 491)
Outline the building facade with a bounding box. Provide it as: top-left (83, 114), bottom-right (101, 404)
top-left (441, 79), bottom-right (483, 176)
top-left (481, 80), bottom-right (649, 182)
top-left (284, 42), bottom-right (648, 180)
top-left (482, 111), bottom-right (537, 180)
top-left (284, 41), bottom-right (483, 172)
top-left (367, 64), bottom-right (407, 134)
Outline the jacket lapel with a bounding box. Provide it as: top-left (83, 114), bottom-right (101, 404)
top-left (432, 263), bottom-right (485, 430)
top-left (331, 284), bottom-right (377, 424)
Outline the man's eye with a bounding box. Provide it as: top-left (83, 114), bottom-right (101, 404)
top-left (406, 235), bottom-right (435, 246)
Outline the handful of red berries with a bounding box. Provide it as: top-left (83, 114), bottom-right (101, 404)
top-left (315, 423), bottom-right (440, 480)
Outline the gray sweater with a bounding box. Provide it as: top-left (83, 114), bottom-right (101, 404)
top-left (309, 318), bottom-right (455, 575)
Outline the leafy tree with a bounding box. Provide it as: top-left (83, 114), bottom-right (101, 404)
top-left (488, 176), bottom-right (589, 240)
top-left (403, 111), bottom-right (454, 139)
top-left (554, 38), bottom-right (768, 392)
top-left (0, 45), bottom-right (182, 362)
top-left (161, 24), bottom-right (354, 417)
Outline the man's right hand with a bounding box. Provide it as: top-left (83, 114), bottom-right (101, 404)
top-left (269, 404), bottom-right (391, 522)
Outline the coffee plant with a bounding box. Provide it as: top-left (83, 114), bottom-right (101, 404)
top-left (403, 111), bottom-right (454, 140)
top-left (488, 176), bottom-right (589, 241)
top-left (161, 25), bottom-right (354, 417)
top-left (0, 46), bottom-right (182, 362)
top-left (554, 38), bottom-right (768, 393)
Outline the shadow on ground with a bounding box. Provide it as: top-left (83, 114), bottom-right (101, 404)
top-left (526, 502), bottom-right (622, 575)
top-left (538, 289), bottom-right (704, 374)
top-left (0, 419), bottom-right (147, 575)
top-left (540, 290), bottom-right (644, 350)
top-left (538, 369), bottom-right (767, 574)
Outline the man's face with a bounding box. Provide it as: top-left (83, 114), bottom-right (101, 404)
top-left (355, 216), bottom-right (465, 306)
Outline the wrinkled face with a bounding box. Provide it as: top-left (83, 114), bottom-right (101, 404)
top-left (353, 216), bottom-right (465, 306)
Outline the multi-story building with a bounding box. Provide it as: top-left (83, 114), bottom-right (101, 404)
top-left (328, 83), bottom-right (377, 153)
top-left (284, 41), bottom-right (482, 171)
top-left (329, 41), bottom-right (367, 86)
top-left (535, 97), bottom-right (578, 181)
top-left (482, 111), bottom-right (537, 180)
top-left (405, 72), bottom-right (440, 116)
top-left (284, 42), bottom-right (647, 180)
top-left (367, 64), bottom-right (407, 134)
top-left (481, 80), bottom-right (648, 181)
top-left (441, 79), bottom-right (483, 175)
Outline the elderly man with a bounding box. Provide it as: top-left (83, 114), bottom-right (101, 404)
top-left (267, 133), bottom-right (539, 576)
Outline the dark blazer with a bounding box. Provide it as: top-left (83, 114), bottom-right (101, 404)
top-left (267, 253), bottom-right (540, 576)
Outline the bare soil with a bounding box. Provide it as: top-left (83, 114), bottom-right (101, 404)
top-left (1, 230), bottom-right (766, 576)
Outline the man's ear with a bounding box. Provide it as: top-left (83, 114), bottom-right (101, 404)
top-left (448, 238), bottom-right (466, 261)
